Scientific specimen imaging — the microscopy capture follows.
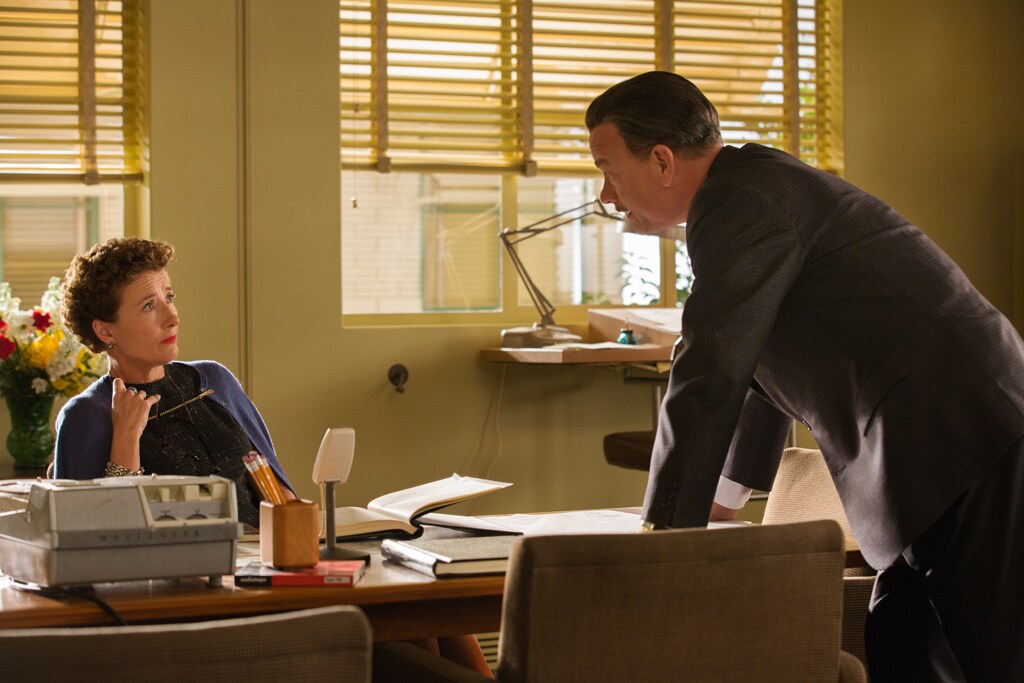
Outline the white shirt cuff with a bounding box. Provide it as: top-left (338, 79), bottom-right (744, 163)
top-left (714, 476), bottom-right (753, 510)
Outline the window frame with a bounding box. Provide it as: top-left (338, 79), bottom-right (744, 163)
top-left (340, 0), bottom-right (843, 329)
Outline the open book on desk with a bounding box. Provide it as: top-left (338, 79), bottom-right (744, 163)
top-left (328, 474), bottom-right (515, 540)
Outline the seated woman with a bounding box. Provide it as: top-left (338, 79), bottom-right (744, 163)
top-left (54, 237), bottom-right (294, 527)
top-left (55, 237), bottom-right (492, 678)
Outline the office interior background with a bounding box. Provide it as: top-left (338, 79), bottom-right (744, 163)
top-left (1, 0), bottom-right (1021, 516)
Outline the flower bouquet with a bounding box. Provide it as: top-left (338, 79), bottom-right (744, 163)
top-left (0, 277), bottom-right (106, 468)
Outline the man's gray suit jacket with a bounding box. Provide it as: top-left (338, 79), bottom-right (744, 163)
top-left (643, 143), bottom-right (1024, 568)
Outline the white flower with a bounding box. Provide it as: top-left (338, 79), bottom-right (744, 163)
top-left (0, 282), bottom-right (20, 321)
top-left (39, 277), bottom-right (62, 318)
top-left (31, 377), bottom-right (49, 395)
top-left (46, 353), bottom-right (75, 382)
top-left (7, 310), bottom-right (35, 344)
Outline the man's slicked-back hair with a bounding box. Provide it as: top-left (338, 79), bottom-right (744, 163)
top-left (586, 71), bottom-right (722, 157)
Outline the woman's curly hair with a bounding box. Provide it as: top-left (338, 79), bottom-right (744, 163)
top-left (61, 238), bottom-right (175, 352)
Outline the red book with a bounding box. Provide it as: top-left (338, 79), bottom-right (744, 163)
top-left (234, 559), bottom-right (366, 587)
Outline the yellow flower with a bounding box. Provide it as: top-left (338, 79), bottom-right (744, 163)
top-left (24, 329), bottom-right (63, 369)
top-left (53, 376), bottom-right (83, 397)
top-left (75, 347), bottom-right (89, 373)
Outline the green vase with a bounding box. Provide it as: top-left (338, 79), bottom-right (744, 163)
top-left (5, 393), bottom-right (56, 470)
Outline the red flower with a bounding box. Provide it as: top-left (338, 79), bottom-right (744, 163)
top-left (0, 318), bottom-right (6, 332)
top-left (32, 310), bottom-right (52, 332)
top-left (0, 334), bottom-right (14, 361)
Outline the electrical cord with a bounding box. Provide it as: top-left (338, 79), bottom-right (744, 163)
top-left (461, 364), bottom-right (508, 517)
top-left (6, 577), bottom-right (128, 626)
top-left (481, 364), bottom-right (507, 482)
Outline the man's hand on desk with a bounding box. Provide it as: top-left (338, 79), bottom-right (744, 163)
top-left (637, 502), bottom-right (739, 533)
top-left (710, 502), bottom-right (739, 522)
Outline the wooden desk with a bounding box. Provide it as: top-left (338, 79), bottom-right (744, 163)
top-left (0, 523), bottom-right (866, 637)
top-left (0, 544), bottom-right (503, 641)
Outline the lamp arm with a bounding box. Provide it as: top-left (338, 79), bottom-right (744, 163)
top-left (500, 231), bottom-right (558, 327)
top-left (499, 199), bottom-right (623, 330)
top-left (501, 200), bottom-right (620, 245)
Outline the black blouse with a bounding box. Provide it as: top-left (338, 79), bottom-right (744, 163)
top-left (127, 364), bottom-right (262, 528)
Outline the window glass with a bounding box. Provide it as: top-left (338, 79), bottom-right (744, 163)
top-left (340, 172), bottom-right (666, 317)
top-left (341, 171), bottom-right (500, 314)
top-left (0, 184), bottom-right (124, 300)
top-left (515, 177), bottom-right (660, 309)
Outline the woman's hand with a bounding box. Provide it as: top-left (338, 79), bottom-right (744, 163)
top-left (111, 377), bottom-right (160, 440)
top-left (109, 377), bottom-right (160, 471)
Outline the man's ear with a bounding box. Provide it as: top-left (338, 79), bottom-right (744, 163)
top-left (92, 319), bottom-right (113, 346)
top-left (650, 145), bottom-right (676, 186)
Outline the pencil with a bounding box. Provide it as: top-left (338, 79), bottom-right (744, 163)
top-left (243, 453), bottom-right (275, 503)
top-left (257, 453), bottom-right (286, 505)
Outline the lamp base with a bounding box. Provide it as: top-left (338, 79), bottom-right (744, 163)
top-left (320, 544), bottom-right (371, 562)
top-left (500, 324), bottom-right (583, 348)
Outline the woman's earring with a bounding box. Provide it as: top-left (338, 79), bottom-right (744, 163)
top-left (106, 341), bottom-right (116, 350)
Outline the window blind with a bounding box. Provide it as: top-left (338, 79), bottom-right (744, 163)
top-left (814, 0), bottom-right (842, 172)
top-left (0, 0), bottom-right (143, 183)
top-left (0, 196), bottom-right (94, 295)
top-left (340, 0), bottom-right (843, 175)
top-left (528, 0), bottom-right (659, 173)
top-left (341, 0), bottom-right (521, 174)
top-left (671, 0), bottom-right (833, 167)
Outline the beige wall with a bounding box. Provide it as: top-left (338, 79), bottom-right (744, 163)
top-left (149, 0), bottom-right (245, 373)
top-left (843, 0), bottom-right (1024, 330)
top-left (96, 0), bottom-right (1020, 517)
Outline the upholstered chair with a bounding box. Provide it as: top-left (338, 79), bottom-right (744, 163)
top-left (374, 520), bottom-right (865, 682)
top-left (761, 447), bottom-right (877, 672)
top-left (2, 605), bottom-right (372, 682)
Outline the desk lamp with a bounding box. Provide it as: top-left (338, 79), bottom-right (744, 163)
top-left (499, 198), bottom-right (624, 348)
top-left (312, 427), bottom-right (369, 562)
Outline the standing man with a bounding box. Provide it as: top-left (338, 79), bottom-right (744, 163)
top-left (586, 71), bottom-right (1023, 681)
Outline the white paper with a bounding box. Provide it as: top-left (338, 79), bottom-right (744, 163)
top-left (478, 509), bottom-right (643, 536)
top-left (417, 512), bottom-right (520, 534)
top-left (477, 509), bottom-right (750, 536)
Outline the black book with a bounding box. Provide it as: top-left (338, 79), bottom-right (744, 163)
top-left (380, 534), bottom-right (518, 578)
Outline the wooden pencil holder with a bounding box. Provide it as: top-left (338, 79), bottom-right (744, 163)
top-left (259, 499), bottom-right (320, 569)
